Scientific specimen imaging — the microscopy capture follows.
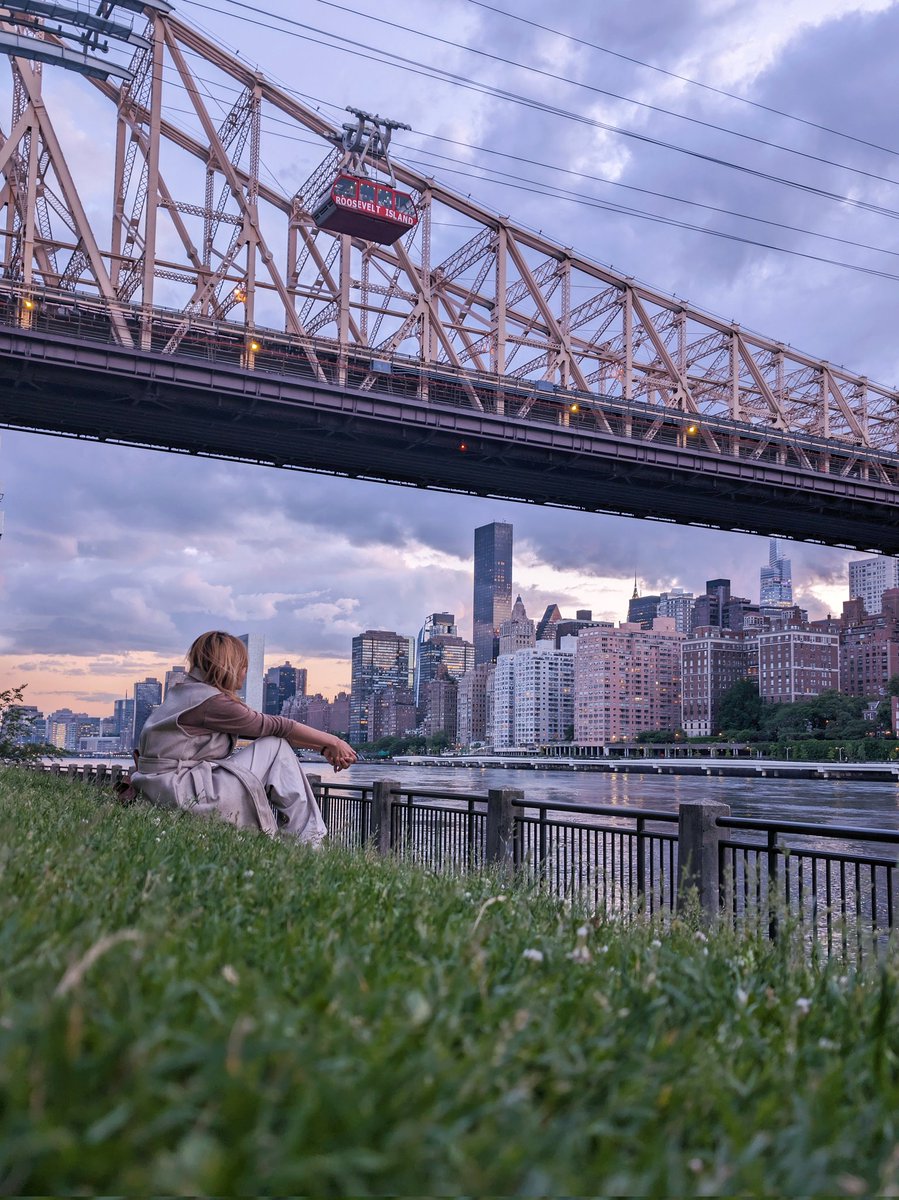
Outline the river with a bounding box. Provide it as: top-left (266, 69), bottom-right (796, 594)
top-left (312, 763), bottom-right (899, 832)
top-left (54, 757), bottom-right (899, 831)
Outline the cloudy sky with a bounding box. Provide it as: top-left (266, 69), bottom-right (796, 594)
top-left (3, 0), bottom-right (899, 715)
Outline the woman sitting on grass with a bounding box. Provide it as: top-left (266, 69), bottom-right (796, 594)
top-left (132, 630), bottom-right (356, 843)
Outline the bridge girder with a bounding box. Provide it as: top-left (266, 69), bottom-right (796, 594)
top-left (0, 3), bottom-right (895, 548)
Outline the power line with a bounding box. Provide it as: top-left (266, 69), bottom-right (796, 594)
top-left (398, 153), bottom-right (899, 285)
top-left (299, 0), bottom-right (899, 191)
top-left (179, 0), bottom-right (899, 226)
top-left (465, 0), bottom-right (899, 161)
top-left (142, 2), bottom-right (899, 286)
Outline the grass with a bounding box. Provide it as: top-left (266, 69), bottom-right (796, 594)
top-left (1, 770), bottom-right (899, 1195)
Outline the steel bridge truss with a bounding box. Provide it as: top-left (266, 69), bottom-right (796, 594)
top-left (0, 3), bottom-right (896, 511)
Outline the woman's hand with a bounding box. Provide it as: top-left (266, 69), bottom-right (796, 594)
top-left (320, 736), bottom-right (357, 772)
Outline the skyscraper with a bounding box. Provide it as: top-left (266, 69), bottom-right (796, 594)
top-left (760, 538), bottom-right (793, 608)
top-left (132, 677), bottom-right (162, 747)
top-left (473, 521), bottom-right (513, 665)
top-left (848, 556), bottom-right (899, 616)
top-left (263, 662), bottom-right (307, 715)
top-left (413, 613), bottom-right (474, 706)
top-left (498, 595), bottom-right (535, 656)
top-left (164, 665), bottom-right (187, 698)
top-left (627, 578), bottom-right (661, 628)
top-left (349, 629), bottom-right (414, 743)
top-left (238, 633), bottom-right (265, 712)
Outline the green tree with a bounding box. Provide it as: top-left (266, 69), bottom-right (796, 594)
top-left (426, 730), bottom-right (452, 753)
top-left (0, 685), bottom-right (61, 762)
top-left (715, 679), bottom-right (763, 734)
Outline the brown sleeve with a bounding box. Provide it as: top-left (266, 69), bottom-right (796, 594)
top-left (180, 692), bottom-right (304, 741)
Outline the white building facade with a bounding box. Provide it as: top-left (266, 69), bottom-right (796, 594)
top-left (849, 556), bottom-right (899, 616)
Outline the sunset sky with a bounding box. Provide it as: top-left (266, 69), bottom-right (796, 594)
top-left (2, 0), bottom-right (897, 716)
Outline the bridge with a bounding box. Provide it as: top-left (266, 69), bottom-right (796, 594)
top-left (0, 2), bottom-right (896, 551)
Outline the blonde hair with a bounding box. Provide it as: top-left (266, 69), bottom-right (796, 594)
top-left (187, 631), bottom-right (248, 697)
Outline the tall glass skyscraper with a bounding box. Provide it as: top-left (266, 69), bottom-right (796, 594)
top-left (349, 629), bottom-right (414, 744)
top-left (760, 538), bottom-right (793, 608)
top-left (473, 521), bottom-right (513, 665)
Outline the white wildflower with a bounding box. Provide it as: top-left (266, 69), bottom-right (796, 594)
top-left (795, 997), bottom-right (812, 1015)
top-left (650, 939), bottom-right (662, 949)
top-left (221, 964), bottom-right (240, 986)
top-left (243, 869), bottom-right (254, 878)
top-left (694, 930), bottom-right (708, 943)
top-left (568, 925), bottom-right (592, 964)
top-left (522, 948), bottom-right (544, 963)
top-left (688, 1158), bottom-right (704, 1174)
top-left (736, 988), bottom-right (749, 1007)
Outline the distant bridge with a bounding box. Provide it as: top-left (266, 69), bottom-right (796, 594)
top-left (0, 3), bottom-right (896, 550)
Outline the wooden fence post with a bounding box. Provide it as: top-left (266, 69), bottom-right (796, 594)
top-left (677, 800), bottom-right (729, 921)
top-left (367, 778), bottom-right (397, 855)
top-left (486, 787), bottom-right (523, 869)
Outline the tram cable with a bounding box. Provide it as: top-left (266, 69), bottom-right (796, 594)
top-left (154, 3), bottom-right (899, 283)
top-left (464, 0), bottom-right (899, 162)
top-left (180, 0), bottom-right (899, 225)
top-left (396, 154), bottom-right (899, 285)
top-left (297, 0), bottom-right (899, 189)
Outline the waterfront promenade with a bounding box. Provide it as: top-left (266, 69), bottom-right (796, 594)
top-left (395, 752), bottom-right (899, 783)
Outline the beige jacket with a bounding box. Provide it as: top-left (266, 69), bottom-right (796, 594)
top-left (132, 675), bottom-right (279, 835)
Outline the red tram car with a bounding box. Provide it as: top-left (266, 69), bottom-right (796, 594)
top-left (312, 171), bottom-right (417, 245)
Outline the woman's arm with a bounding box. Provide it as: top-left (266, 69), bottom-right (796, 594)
top-left (182, 695), bottom-right (357, 770)
top-left (285, 724), bottom-right (357, 771)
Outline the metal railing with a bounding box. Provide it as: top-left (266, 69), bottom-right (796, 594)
top-left (14, 762), bottom-right (899, 955)
top-left (312, 777), bottom-right (896, 954)
top-left (718, 816), bottom-right (899, 957)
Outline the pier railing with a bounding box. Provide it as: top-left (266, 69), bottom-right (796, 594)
top-left (310, 776), bottom-right (896, 955)
top-left (15, 762), bottom-right (898, 955)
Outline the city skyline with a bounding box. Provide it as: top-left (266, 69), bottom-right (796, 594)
top-left (4, 518), bottom-right (882, 719)
top-left (2, 0), bottom-right (898, 715)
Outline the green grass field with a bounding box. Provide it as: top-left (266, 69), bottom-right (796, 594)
top-left (2, 769), bottom-right (899, 1195)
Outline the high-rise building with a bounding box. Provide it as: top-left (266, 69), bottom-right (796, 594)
top-left (413, 613), bottom-right (474, 706)
top-left (349, 630), bottom-right (413, 743)
top-left (627, 578), bottom-right (660, 628)
top-left (690, 579), bottom-right (732, 631)
top-left (114, 697), bottom-right (134, 749)
top-left (473, 521), bottom-right (513, 665)
top-left (421, 667), bottom-right (459, 742)
top-left (367, 686), bottom-right (417, 742)
top-left (132, 678), bottom-right (162, 747)
top-left (760, 538), bottom-right (793, 608)
top-left (263, 661), bottom-right (307, 715)
top-left (839, 588), bottom-right (899, 698)
top-left (849, 556), bottom-right (899, 616)
top-left (456, 663), bottom-right (494, 747)
top-left (164, 666), bottom-right (187, 698)
top-left (498, 595), bottom-right (536, 656)
top-left (237, 633), bottom-right (265, 712)
top-left (575, 618), bottom-right (683, 744)
top-left (681, 628), bottom-right (755, 738)
top-left (535, 603), bottom-right (563, 643)
top-left (657, 588), bottom-right (695, 634)
top-left (489, 653), bottom-right (517, 749)
top-left (509, 643), bottom-right (576, 748)
top-left (329, 691), bottom-right (350, 735)
top-left (756, 629), bottom-right (839, 703)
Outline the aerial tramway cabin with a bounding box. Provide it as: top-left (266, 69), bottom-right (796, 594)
top-left (312, 171), bottom-right (418, 245)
